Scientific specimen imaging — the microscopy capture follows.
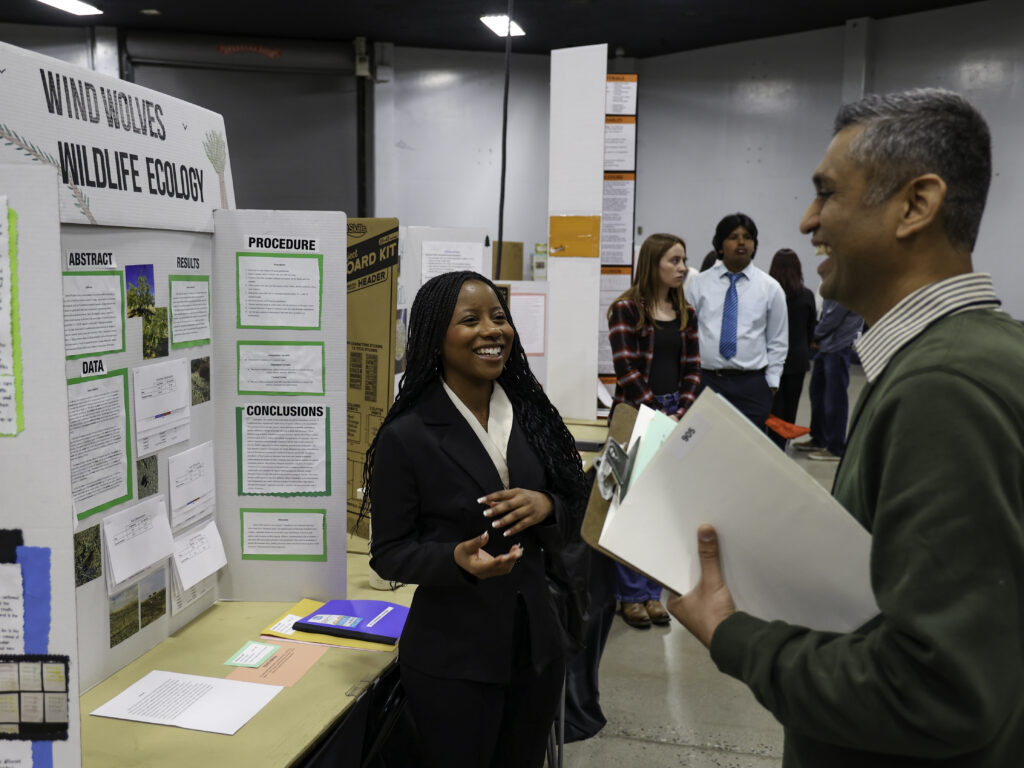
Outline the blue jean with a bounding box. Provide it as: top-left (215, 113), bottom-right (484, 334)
top-left (808, 349), bottom-right (853, 456)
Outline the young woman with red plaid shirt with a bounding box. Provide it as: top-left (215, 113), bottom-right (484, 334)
top-left (606, 232), bottom-right (701, 628)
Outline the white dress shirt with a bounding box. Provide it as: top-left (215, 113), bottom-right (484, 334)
top-left (685, 260), bottom-right (789, 387)
top-left (442, 379), bottom-right (514, 490)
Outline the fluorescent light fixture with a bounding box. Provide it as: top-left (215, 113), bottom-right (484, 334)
top-left (480, 15), bottom-right (525, 37)
top-left (34, 0), bottom-right (103, 15)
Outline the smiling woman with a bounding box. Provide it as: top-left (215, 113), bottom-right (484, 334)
top-left (360, 270), bottom-right (587, 768)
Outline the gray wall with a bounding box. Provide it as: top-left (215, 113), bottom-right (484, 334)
top-left (375, 46), bottom-right (551, 259)
top-left (634, 0), bottom-right (1023, 316)
top-left (0, 21), bottom-right (92, 67)
top-left (635, 26), bottom-right (845, 284)
top-left (871, 0), bottom-right (1024, 315)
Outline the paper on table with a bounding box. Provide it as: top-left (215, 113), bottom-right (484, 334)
top-left (91, 670), bottom-right (282, 735)
top-left (261, 599), bottom-right (397, 652)
top-left (226, 643), bottom-right (327, 687)
top-left (171, 519), bottom-right (227, 591)
top-left (225, 641), bottom-right (279, 668)
top-left (102, 495), bottom-right (174, 588)
top-left (599, 389), bottom-right (878, 633)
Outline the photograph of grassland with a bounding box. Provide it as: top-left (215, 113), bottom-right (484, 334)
top-left (109, 583), bottom-right (140, 647)
top-left (139, 569), bottom-right (167, 628)
top-left (74, 525), bottom-right (102, 587)
top-left (137, 454), bottom-right (158, 500)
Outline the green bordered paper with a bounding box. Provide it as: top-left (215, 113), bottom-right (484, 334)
top-left (240, 508), bottom-right (327, 561)
top-left (62, 270), bottom-right (126, 360)
top-left (225, 640), bottom-right (280, 667)
top-left (235, 405), bottom-right (331, 497)
top-left (168, 274), bottom-right (211, 350)
top-left (236, 340), bottom-right (326, 396)
top-left (67, 367), bottom-right (133, 520)
top-left (1, 206), bottom-right (24, 436)
top-left (235, 252), bottom-right (324, 330)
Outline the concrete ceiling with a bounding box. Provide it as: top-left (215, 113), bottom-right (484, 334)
top-left (1, 0), bottom-right (983, 59)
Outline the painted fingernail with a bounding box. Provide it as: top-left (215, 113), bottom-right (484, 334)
top-left (492, 520), bottom-right (500, 528)
top-left (476, 496), bottom-right (486, 504)
top-left (482, 509), bottom-right (491, 517)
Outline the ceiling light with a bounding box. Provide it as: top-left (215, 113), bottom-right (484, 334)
top-left (480, 15), bottom-right (525, 37)
top-left (140, 8), bottom-right (162, 15)
top-left (34, 0), bottom-right (103, 15)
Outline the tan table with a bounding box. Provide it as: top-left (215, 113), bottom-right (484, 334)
top-left (81, 551), bottom-right (412, 767)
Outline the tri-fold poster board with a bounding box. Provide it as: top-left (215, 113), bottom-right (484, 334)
top-left (0, 40), bottom-right (350, 765)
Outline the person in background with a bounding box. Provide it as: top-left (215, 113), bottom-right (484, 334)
top-left (699, 249), bottom-right (719, 272)
top-left (686, 213), bottom-right (788, 430)
top-left (793, 298), bottom-right (863, 461)
top-left (767, 248), bottom-right (817, 449)
top-left (363, 271), bottom-right (587, 768)
top-left (607, 232), bottom-right (700, 628)
top-left (669, 88), bottom-right (1024, 767)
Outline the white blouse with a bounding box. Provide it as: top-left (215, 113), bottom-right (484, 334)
top-left (442, 380), bottom-right (513, 490)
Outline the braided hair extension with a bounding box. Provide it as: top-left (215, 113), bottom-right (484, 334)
top-left (360, 271), bottom-right (587, 541)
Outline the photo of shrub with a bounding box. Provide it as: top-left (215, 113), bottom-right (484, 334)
top-left (143, 307), bottom-right (169, 359)
top-left (191, 356), bottom-right (211, 405)
top-left (125, 264), bottom-right (156, 319)
top-left (139, 569), bottom-right (167, 628)
top-left (109, 583), bottom-right (140, 647)
top-left (74, 525), bottom-right (102, 587)
top-left (137, 454), bottom-right (158, 499)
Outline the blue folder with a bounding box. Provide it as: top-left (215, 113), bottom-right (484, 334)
top-left (294, 599), bottom-right (409, 645)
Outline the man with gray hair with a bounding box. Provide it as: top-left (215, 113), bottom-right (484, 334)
top-left (668, 89), bottom-right (1024, 766)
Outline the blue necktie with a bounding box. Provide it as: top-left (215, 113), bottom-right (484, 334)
top-left (719, 273), bottom-right (740, 359)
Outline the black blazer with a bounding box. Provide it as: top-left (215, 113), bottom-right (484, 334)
top-left (783, 287), bottom-right (817, 374)
top-left (369, 382), bottom-right (566, 684)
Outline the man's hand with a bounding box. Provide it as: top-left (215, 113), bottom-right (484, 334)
top-left (480, 488), bottom-right (553, 536)
top-left (453, 531), bottom-right (522, 579)
top-left (666, 524), bottom-right (737, 648)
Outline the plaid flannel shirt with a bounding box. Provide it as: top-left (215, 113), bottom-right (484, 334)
top-left (607, 298), bottom-right (701, 418)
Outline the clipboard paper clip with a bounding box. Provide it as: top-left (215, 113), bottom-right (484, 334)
top-left (594, 436), bottom-right (640, 503)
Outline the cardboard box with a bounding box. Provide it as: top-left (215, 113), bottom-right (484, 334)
top-left (346, 218), bottom-right (399, 535)
top-left (491, 241), bottom-right (523, 281)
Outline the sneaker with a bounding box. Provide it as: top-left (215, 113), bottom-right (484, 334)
top-left (808, 449), bottom-right (841, 462)
top-left (793, 439), bottom-right (821, 452)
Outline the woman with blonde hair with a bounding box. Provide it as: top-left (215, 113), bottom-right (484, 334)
top-left (606, 232), bottom-right (700, 627)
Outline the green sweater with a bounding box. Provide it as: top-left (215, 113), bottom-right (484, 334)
top-left (711, 309), bottom-right (1024, 766)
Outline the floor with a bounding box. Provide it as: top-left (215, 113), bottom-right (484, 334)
top-left (562, 365), bottom-right (867, 767)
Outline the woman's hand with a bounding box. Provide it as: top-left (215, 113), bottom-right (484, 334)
top-left (453, 531), bottom-right (522, 579)
top-left (479, 488), bottom-right (554, 536)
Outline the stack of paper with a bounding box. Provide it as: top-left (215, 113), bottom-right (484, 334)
top-left (167, 440), bottom-right (216, 531)
top-left (102, 496), bottom-right (174, 592)
top-left (596, 390), bottom-right (879, 633)
top-left (133, 358), bottom-right (191, 457)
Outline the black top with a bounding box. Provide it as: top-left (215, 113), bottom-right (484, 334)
top-left (649, 316), bottom-right (682, 394)
top-left (784, 288), bottom-right (817, 374)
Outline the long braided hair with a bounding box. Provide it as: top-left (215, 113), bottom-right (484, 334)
top-left (360, 271), bottom-right (587, 540)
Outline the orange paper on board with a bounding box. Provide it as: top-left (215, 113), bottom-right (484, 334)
top-left (549, 215), bottom-right (601, 258)
top-left (226, 642), bottom-right (328, 687)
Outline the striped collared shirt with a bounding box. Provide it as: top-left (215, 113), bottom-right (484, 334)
top-left (854, 273), bottom-right (1002, 384)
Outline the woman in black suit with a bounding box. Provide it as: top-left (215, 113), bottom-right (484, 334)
top-left (363, 270), bottom-right (586, 768)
